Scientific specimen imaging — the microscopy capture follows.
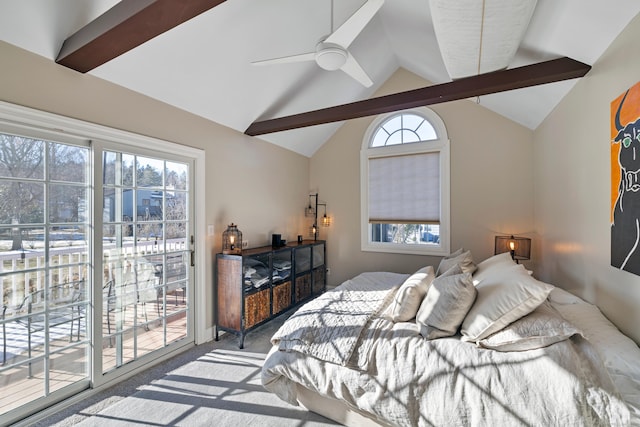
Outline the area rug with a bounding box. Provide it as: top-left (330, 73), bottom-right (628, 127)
top-left (47, 314), bottom-right (339, 427)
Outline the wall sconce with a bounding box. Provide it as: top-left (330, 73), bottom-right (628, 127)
top-left (495, 235), bottom-right (531, 263)
top-left (321, 204), bottom-right (331, 227)
top-left (322, 212), bottom-right (331, 227)
top-left (306, 193), bottom-right (330, 240)
top-left (305, 194), bottom-right (316, 217)
top-left (222, 223), bottom-right (242, 255)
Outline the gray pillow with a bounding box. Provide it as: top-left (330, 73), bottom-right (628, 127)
top-left (439, 263), bottom-right (463, 278)
top-left (416, 271), bottom-right (477, 339)
top-left (436, 249), bottom-right (477, 276)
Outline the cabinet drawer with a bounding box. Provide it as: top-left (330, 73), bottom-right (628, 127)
top-left (273, 281), bottom-right (292, 315)
top-left (244, 288), bottom-right (270, 328)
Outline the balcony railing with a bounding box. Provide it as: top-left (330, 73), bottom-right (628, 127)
top-left (0, 238), bottom-right (186, 309)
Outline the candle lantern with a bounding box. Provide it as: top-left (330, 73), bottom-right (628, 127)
top-left (222, 223), bottom-right (242, 255)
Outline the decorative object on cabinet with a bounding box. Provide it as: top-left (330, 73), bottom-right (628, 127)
top-left (494, 235), bottom-right (531, 263)
top-left (222, 223), bottom-right (242, 255)
top-left (215, 240), bottom-right (326, 348)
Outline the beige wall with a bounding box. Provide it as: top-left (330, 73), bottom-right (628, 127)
top-left (533, 13), bottom-right (640, 344)
top-left (0, 41), bottom-right (310, 332)
top-left (311, 68), bottom-right (534, 286)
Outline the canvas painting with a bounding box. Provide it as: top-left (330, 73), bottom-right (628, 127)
top-left (611, 81), bottom-right (640, 275)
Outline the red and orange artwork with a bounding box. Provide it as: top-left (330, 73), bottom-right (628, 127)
top-left (611, 81), bottom-right (640, 275)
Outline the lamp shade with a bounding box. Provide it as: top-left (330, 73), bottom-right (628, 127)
top-left (495, 235), bottom-right (531, 262)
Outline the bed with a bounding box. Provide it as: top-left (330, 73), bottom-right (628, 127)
top-left (262, 251), bottom-right (640, 426)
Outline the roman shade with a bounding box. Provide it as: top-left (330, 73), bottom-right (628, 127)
top-left (368, 152), bottom-right (440, 223)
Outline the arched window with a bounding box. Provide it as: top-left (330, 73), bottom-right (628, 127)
top-left (361, 108), bottom-right (450, 255)
top-left (370, 113), bottom-right (438, 147)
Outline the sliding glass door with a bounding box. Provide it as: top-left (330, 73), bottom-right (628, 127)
top-left (101, 150), bottom-right (192, 373)
top-left (0, 114), bottom-right (196, 424)
top-left (0, 132), bottom-right (91, 415)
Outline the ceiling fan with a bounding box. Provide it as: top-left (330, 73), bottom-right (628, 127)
top-left (251, 0), bottom-right (384, 88)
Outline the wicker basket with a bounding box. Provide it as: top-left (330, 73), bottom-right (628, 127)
top-left (244, 288), bottom-right (270, 328)
top-left (273, 281), bottom-right (292, 315)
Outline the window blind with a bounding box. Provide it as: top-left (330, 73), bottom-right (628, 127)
top-left (368, 152), bottom-right (440, 223)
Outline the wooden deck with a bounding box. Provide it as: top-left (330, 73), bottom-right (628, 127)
top-left (0, 298), bottom-right (187, 416)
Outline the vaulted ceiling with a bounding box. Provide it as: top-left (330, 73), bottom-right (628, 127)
top-left (1, 0), bottom-right (639, 156)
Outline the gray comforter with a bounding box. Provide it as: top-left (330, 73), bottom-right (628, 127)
top-left (262, 272), bottom-right (630, 426)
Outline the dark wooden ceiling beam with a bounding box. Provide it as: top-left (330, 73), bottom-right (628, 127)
top-left (245, 57), bottom-right (591, 136)
top-left (56, 0), bottom-right (226, 73)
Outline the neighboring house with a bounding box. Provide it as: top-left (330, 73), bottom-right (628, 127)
top-left (103, 189), bottom-right (164, 222)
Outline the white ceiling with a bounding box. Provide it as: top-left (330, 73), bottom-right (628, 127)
top-left (1, 0), bottom-right (640, 157)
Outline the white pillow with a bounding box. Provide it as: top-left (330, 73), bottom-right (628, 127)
top-left (436, 249), bottom-right (476, 276)
top-left (548, 287), bottom-right (586, 305)
top-left (472, 252), bottom-right (517, 284)
top-left (477, 300), bottom-right (582, 351)
top-left (387, 266), bottom-right (435, 322)
top-left (416, 271), bottom-right (477, 339)
top-left (461, 264), bottom-right (554, 342)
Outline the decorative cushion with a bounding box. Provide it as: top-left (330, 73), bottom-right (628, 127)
top-left (439, 263), bottom-right (463, 278)
top-left (472, 252), bottom-right (517, 284)
top-left (461, 264), bottom-right (554, 342)
top-left (447, 247), bottom-right (465, 258)
top-left (477, 300), bottom-right (583, 351)
top-left (436, 249), bottom-right (477, 276)
top-left (387, 266), bottom-right (435, 322)
top-left (416, 269), bottom-right (477, 339)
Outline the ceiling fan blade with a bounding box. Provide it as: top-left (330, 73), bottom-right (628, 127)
top-left (251, 52), bottom-right (316, 66)
top-left (340, 54), bottom-right (373, 87)
top-left (325, 0), bottom-right (384, 48)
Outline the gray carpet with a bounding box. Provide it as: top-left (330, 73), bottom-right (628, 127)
top-left (42, 314), bottom-right (339, 427)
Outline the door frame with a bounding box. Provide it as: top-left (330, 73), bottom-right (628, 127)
top-left (0, 101), bottom-right (208, 410)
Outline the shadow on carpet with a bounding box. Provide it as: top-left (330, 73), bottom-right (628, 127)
top-left (48, 315), bottom-right (339, 426)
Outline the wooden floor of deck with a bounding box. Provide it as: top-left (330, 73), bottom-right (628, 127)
top-left (0, 300), bottom-right (187, 415)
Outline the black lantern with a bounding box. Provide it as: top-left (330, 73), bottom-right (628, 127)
top-left (222, 223), bottom-right (242, 255)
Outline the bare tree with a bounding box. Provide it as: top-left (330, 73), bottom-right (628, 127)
top-left (0, 135), bottom-right (44, 250)
top-left (0, 134), bottom-right (87, 250)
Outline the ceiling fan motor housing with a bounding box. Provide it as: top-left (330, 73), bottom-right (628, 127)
top-left (315, 42), bottom-right (348, 70)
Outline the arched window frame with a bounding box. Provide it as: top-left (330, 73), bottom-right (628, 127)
top-left (360, 107), bottom-right (450, 255)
